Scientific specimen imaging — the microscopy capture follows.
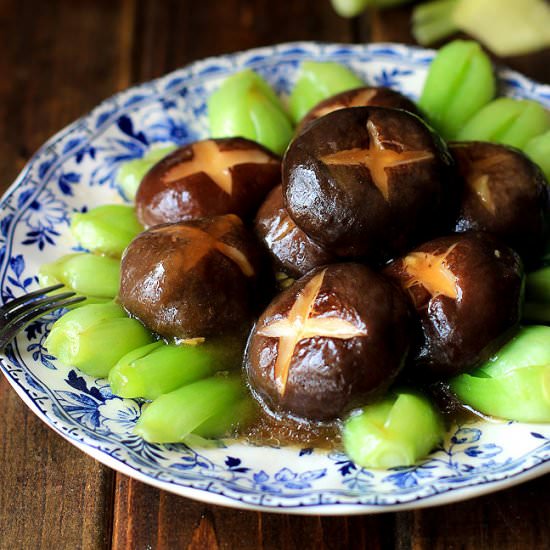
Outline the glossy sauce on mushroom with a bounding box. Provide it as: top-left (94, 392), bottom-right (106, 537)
top-left (246, 263), bottom-right (411, 421)
top-left (282, 106), bottom-right (456, 260)
top-left (119, 214), bottom-right (261, 340)
top-left (136, 137), bottom-right (280, 227)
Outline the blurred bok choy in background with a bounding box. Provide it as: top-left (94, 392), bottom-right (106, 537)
top-left (331, 0), bottom-right (550, 57)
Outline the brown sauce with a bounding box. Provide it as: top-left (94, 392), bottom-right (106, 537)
top-left (428, 380), bottom-right (487, 427)
top-left (231, 380), bottom-right (485, 452)
top-left (238, 404), bottom-right (342, 449)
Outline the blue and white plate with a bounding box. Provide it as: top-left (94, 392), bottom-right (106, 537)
top-left (1, 42), bottom-right (549, 514)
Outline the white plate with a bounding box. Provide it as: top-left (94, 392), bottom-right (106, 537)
top-left (1, 42), bottom-right (549, 515)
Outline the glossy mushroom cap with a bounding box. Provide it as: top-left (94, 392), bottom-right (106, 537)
top-left (384, 232), bottom-right (524, 378)
top-left (254, 185), bottom-right (336, 278)
top-left (136, 137), bottom-right (280, 227)
top-left (119, 214), bottom-right (260, 340)
top-left (282, 107), bottom-right (456, 261)
top-left (246, 263), bottom-right (411, 421)
top-left (296, 86), bottom-right (420, 135)
top-left (451, 141), bottom-right (550, 265)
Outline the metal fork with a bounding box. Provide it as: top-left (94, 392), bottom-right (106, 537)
top-left (0, 284), bottom-right (85, 349)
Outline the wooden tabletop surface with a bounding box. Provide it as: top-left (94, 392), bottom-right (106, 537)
top-left (1, 1), bottom-right (549, 548)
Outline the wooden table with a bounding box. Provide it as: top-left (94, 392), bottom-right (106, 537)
top-left (1, 1), bottom-right (549, 548)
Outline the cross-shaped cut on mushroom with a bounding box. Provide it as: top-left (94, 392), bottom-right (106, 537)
top-left (402, 244), bottom-right (459, 306)
top-left (464, 155), bottom-right (507, 215)
top-left (162, 140), bottom-right (276, 195)
top-left (258, 269), bottom-right (368, 395)
top-left (320, 120), bottom-right (434, 201)
top-left (153, 217), bottom-right (255, 277)
top-left (313, 89), bottom-right (378, 119)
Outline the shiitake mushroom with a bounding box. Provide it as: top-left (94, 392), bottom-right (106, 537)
top-left (119, 214), bottom-right (260, 340)
top-left (246, 263), bottom-right (412, 421)
top-left (254, 184), bottom-right (336, 278)
top-left (296, 86), bottom-right (420, 135)
top-left (136, 138), bottom-right (280, 227)
top-left (384, 232), bottom-right (524, 379)
top-left (282, 106), bottom-right (456, 261)
top-left (451, 141), bottom-right (550, 264)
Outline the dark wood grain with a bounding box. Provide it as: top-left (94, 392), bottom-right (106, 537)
top-left (363, 4), bottom-right (416, 45)
top-left (1, 1), bottom-right (549, 549)
top-left (0, 0), bottom-right (126, 548)
top-left (0, 379), bottom-right (115, 549)
top-left (112, 475), bottom-right (396, 550)
top-left (407, 476), bottom-right (550, 550)
top-left (130, 0), bottom-right (352, 84)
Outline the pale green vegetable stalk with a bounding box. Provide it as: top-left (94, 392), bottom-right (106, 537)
top-left (523, 303), bottom-right (550, 324)
top-left (117, 145), bottom-right (177, 200)
top-left (331, 0), bottom-right (413, 18)
top-left (39, 253), bottom-right (120, 302)
top-left (523, 267), bottom-right (550, 324)
top-left (453, 0), bottom-right (550, 57)
top-left (526, 267), bottom-right (550, 304)
top-left (342, 391), bottom-right (444, 469)
top-left (45, 302), bottom-right (154, 377)
top-left (71, 204), bottom-right (143, 258)
top-left (456, 98), bottom-right (550, 150)
top-left (208, 70), bottom-right (293, 155)
top-left (193, 396), bottom-right (255, 438)
top-left (134, 375), bottom-right (247, 443)
top-left (289, 61), bottom-right (364, 123)
top-left (418, 40), bottom-right (495, 140)
top-left (331, 0), bottom-right (369, 17)
top-left (413, 0), bottom-right (550, 57)
top-left (449, 326), bottom-right (550, 422)
top-left (109, 339), bottom-right (239, 400)
top-left (412, 0), bottom-right (459, 45)
top-left (525, 131), bottom-right (550, 182)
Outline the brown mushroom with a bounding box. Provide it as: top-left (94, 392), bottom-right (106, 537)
top-left (451, 141), bottom-right (550, 265)
top-left (282, 107), bottom-right (456, 261)
top-left (296, 86), bottom-right (420, 135)
top-left (119, 214), bottom-right (260, 340)
top-left (384, 232), bottom-right (524, 379)
top-left (246, 263), bottom-right (411, 421)
top-left (136, 138), bottom-right (281, 227)
top-left (254, 184), bottom-right (336, 278)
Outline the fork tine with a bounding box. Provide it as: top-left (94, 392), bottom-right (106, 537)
top-left (1, 283), bottom-right (65, 313)
top-left (0, 295), bottom-right (86, 348)
top-left (4, 291), bottom-right (78, 318)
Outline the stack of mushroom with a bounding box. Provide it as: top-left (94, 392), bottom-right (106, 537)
top-left (119, 88), bottom-right (548, 428)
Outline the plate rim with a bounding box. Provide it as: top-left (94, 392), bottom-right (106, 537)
top-left (4, 365), bottom-right (550, 515)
